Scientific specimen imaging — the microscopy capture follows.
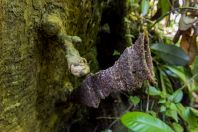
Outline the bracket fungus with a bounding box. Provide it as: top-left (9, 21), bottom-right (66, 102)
top-left (76, 33), bottom-right (155, 108)
top-left (41, 13), bottom-right (90, 77)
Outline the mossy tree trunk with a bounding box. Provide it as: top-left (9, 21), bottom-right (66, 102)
top-left (0, 0), bottom-right (130, 131)
top-left (0, 0), bottom-right (103, 131)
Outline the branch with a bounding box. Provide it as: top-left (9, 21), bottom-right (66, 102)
top-left (150, 7), bottom-right (198, 28)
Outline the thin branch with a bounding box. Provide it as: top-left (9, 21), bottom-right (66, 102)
top-left (96, 117), bottom-right (118, 120)
top-left (108, 119), bottom-right (118, 129)
top-left (107, 104), bottom-right (133, 129)
top-left (150, 7), bottom-right (198, 28)
top-left (150, 100), bottom-right (155, 110)
top-left (146, 94), bottom-right (150, 112)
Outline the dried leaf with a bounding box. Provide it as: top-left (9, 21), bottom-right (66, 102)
top-left (180, 29), bottom-right (198, 64)
top-left (180, 32), bottom-right (190, 53)
top-left (188, 35), bottom-right (198, 64)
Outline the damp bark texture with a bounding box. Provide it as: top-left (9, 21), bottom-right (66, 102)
top-left (77, 34), bottom-right (155, 108)
top-left (0, 0), bottom-right (102, 131)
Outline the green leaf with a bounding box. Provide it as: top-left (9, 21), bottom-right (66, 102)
top-left (168, 89), bottom-right (183, 103)
top-left (191, 56), bottom-right (198, 75)
top-left (162, 71), bottom-right (173, 93)
top-left (159, 70), bottom-right (167, 95)
top-left (159, 99), bottom-right (166, 104)
top-left (159, 67), bottom-right (173, 93)
top-left (192, 84), bottom-right (198, 92)
top-left (158, 68), bottom-right (174, 95)
top-left (175, 103), bottom-right (187, 121)
top-left (165, 109), bottom-right (178, 122)
top-left (129, 96), bottom-right (140, 105)
top-left (165, 66), bottom-right (187, 82)
top-left (190, 107), bottom-right (198, 116)
top-left (169, 103), bottom-right (177, 111)
top-left (176, 104), bottom-right (198, 130)
top-left (146, 86), bottom-right (161, 96)
top-left (172, 123), bottom-right (184, 132)
top-left (160, 105), bottom-right (166, 112)
top-left (113, 50), bottom-right (121, 56)
top-left (148, 111), bottom-right (157, 117)
top-left (159, 0), bottom-right (171, 15)
top-left (128, 0), bottom-right (139, 9)
top-left (141, 0), bottom-right (149, 16)
top-left (121, 112), bottom-right (174, 132)
top-left (151, 43), bottom-right (189, 66)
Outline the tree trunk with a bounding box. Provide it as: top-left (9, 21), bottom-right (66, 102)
top-left (0, 0), bottom-right (104, 131)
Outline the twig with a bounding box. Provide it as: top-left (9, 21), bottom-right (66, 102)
top-left (150, 100), bottom-right (155, 110)
top-left (96, 117), bottom-right (118, 120)
top-left (96, 116), bottom-right (119, 130)
top-left (150, 7), bottom-right (198, 28)
top-left (146, 94), bottom-right (150, 112)
top-left (125, 104), bottom-right (134, 112)
top-left (108, 119), bottom-right (118, 129)
top-left (107, 104), bottom-right (133, 129)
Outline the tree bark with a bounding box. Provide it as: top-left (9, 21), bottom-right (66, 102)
top-left (0, 0), bottom-right (102, 131)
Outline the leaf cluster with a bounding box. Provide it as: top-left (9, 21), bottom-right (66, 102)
top-left (119, 0), bottom-right (198, 132)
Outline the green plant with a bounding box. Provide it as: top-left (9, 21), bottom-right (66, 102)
top-left (115, 1), bottom-right (198, 132)
top-left (146, 86), bottom-right (198, 131)
top-left (120, 45), bottom-right (198, 131)
top-left (121, 112), bottom-right (174, 132)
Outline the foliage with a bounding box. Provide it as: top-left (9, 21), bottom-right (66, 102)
top-left (151, 43), bottom-right (189, 66)
top-left (115, 0), bottom-right (198, 132)
top-left (129, 96), bottom-right (140, 105)
top-left (140, 0), bottom-right (149, 16)
top-left (121, 112), bottom-right (174, 132)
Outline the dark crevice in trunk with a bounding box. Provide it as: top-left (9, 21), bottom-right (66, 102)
top-left (96, 0), bottom-right (128, 69)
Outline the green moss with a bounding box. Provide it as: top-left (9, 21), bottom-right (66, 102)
top-left (47, 113), bottom-right (58, 128)
top-left (0, 0), bottom-right (103, 131)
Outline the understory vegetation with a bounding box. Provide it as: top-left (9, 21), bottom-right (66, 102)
top-left (1, 0), bottom-right (197, 131)
top-left (104, 0), bottom-right (198, 131)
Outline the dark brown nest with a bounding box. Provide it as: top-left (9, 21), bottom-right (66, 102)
top-left (77, 33), bottom-right (155, 108)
